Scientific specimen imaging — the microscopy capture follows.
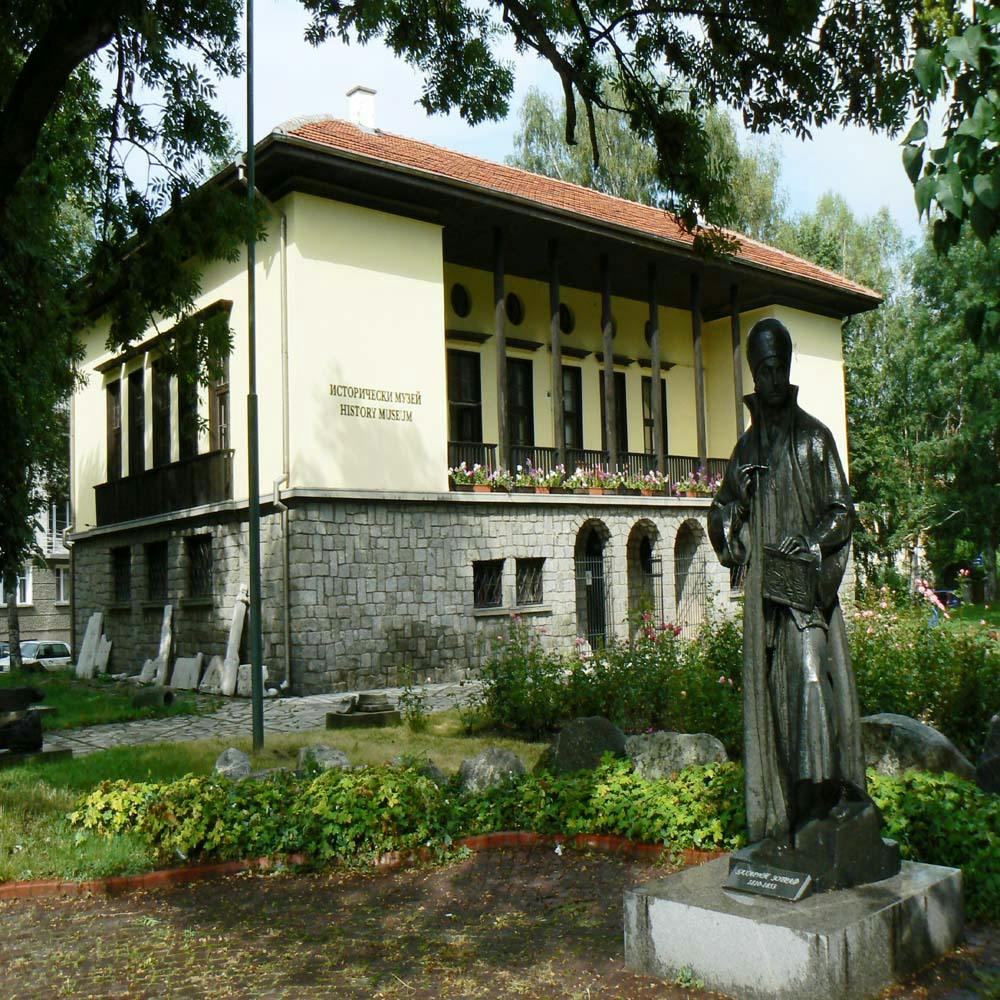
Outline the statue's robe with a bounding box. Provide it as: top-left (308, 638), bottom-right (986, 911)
top-left (708, 388), bottom-right (867, 845)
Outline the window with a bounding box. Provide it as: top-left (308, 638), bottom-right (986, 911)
top-left (209, 358), bottom-right (230, 452)
top-left (562, 366), bottom-right (583, 450)
top-left (473, 559), bottom-right (503, 609)
top-left (505, 292), bottom-right (524, 325)
top-left (450, 283), bottom-right (471, 318)
top-left (507, 357), bottom-right (534, 447)
top-left (152, 361), bottom-right (171, 468)
top-left (185, 535), bottom-right (213, 598)
top-left (146, 541), bottom-right (168, 602)
top-left (178, 374), bottom-right (199, 460)
top-left (55, 566), bottom-right (70, 604)
top-left (516, 558), bottom-right (544, 606)
top-left (111, 547), bottom-right (131, 604)
top-left (599, 370), bottom-right (629, 455)
top-left (106, 380), bottom-right (122, 481)
top-left (127, 368), bottom-right (145, 475)
top-left (446, 349), bottom-right (483, 443)
top-left (641, 375), bottom-right (669, 455)
top-left (1, 568), bottom-right (33, 607)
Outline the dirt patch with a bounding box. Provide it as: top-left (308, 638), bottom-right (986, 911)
top-left (0, 849), bottom-right (996, 999)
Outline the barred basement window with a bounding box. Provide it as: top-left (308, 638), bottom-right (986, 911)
top-left (146, 541), bottom-right (168, 602)
top-left (516, 558), bottom-right (544, 606)
top-left (111, 547), bottom-right (131, 604)
top-left (185, 535), bottom-right (213, 598)
top-left (473, 559), bottom-right (503, 609)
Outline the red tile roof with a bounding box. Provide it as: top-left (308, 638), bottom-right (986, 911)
top-left (284, 119), bottom-right (880, 302)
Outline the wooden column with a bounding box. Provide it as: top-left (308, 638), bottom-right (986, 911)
top-left (600, 254), bottom-right (618, 470)
top-left (549, 240), bottom-right (565, 468)
top-left (730, 284), bottom-right (745, 437)
top-left (690, 272), bottom-right (707, 468)
top-left (493, 228), bottom-right (508, 471)
top-left (648, 262), bottom-right (665, 474)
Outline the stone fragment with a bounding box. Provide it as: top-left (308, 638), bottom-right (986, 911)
top-left (626, 731), bottom-right (728, 781)
top-left (861, 713), bottom-right (975, 780)
top-left (94, 635), bottom-right (113, 675)
top-left (199, 655), bottom-right (225, 695)
top-left (976, 713), bottom-right (1000, 794)
top-left (392, 753), bottom-right (447, 786)
top-left (983, 713), bottom-right (1000, 758)
top-left (0, 710), bottom-right (43, 752)
top-left (137, 659), bottom-right (157, 684)
top-left (75, 612), bottom-right (103, 679)
top-left (236, 663), bottom-right (268, 698)
top-left (214, 747), bottom-right (252, 781)
top-left (221, 585), bottom-right (249, 697)
top-left (458, 746), bottom-right (526, 795)
top-left (170, 654), bottom-right (204, 690)
top-left (297, 744), bottom-right (351, 772)
top-left (535, 716), bottom-right (627, 775)
top-left (152, 605), bottom-right (173, 687)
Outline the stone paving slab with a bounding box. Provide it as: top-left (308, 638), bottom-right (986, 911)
top-left (42, 682), bottom-right (481, 757)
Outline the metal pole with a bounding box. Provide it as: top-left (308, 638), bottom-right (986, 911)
top-left (246, 0), bottom-right (264, 751)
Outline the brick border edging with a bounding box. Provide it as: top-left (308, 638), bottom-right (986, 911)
top-left (0, 836), bottom-right (726, 901)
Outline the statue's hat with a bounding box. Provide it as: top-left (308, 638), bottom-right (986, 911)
top-left (746, 318), bottom-right (792, 374)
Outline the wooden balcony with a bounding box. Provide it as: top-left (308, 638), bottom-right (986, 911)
top-left (95, 450), bottom-right (234, 526)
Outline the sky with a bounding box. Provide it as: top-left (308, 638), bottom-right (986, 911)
top-left (210, 0), bottom-right (925, 241)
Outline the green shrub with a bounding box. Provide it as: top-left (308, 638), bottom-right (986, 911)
top-left (851, 594), bottom-right (998, 758)
top-left (869, 769), bottom-right (1000, 919)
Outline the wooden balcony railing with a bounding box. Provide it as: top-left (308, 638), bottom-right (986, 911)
top-left (95, 450), bottom-right (234, 526)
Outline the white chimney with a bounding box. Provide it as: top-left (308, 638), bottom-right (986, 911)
top-left (346, 85), bottom-right (376, 131)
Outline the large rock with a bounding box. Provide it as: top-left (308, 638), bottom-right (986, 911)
top-left (458, 747), bottom-right (526, 795)
top-left (976, 713), bottom-right (1000, 794)
top-left (214, 747), bottom-right (252, 781)
top-left (535, 716), bottom-right (627, 775)
top-left (392, 753), bottom-right (447, 787)
top-left (298, 744), bottom-right (351, 772)
top-left (626, 731), bottom-right (728, 781)
top-left (861, 714), bottom-right (975, 780)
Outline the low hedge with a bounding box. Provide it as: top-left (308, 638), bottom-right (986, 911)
top-left (70, 759), bottom-right (999, 919)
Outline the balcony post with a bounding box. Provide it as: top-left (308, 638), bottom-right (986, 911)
top-left (648, 262), bottom-right (665, 475)
top-left (549, 240), bottom-right (565, 469)
top-left (600, 254), bottom-right (618, 470)
top-left (690, 271), bottom-right (708, 468)
top-left (730, 283), bottom-right (745, 437)
top-left (493, 228), bottom-right (508, 472)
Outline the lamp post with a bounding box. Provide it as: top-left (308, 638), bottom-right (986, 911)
top-left (246, 0), bottom-right (264, 751)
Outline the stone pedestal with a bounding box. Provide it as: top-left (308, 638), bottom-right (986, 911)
top-left (624, 857), bottom-right (962, 1000)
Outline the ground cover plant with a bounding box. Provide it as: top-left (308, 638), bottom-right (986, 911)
top-left (0, 668), bottom-right (210, 731)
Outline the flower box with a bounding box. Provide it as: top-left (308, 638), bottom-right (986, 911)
top-left (534, 486), bottom-right (550, 495)
top-left (472, 484), bottom-right (492, 493)
top-left (451, 483), bottom-right (473, 492)
top-left (617, 487), bottom-right (640, 496)
top-left (513, 486), bottom-right (535, 494)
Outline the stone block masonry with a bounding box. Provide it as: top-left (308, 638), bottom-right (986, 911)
top-left (72, 495), bottom-right (732, 695)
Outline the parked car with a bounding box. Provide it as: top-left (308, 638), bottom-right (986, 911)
top-left (0, 641), bottom-right (8, 660)
top-left (0, 640), bottom-right (72, 672)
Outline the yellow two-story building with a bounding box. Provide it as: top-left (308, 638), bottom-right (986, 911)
top-left (69, 111), bottom-right (878, 693)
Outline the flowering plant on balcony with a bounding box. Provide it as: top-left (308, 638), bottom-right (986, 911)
top-left (488, 467), bottom-right (514, 491)
top-left (636, 469), bottom-right (668, 492)
top-left (538, 464), bottom-right (567, 488)
top-left (674, 467), bottom-right (720, 496)
top-left (449, 461), bottom-right (491, 486)
top-left (513, 463), bottom-right (537, 488)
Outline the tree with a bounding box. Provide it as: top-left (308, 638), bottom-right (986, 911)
top-left (507, 86), bottom-right (786, 240)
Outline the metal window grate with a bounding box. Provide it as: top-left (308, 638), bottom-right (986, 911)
top-left (516, 558), bottom-right (544, 606)
top-left (111, 547), bottom-right (131, 604)
top-left (146, 541), bottom-right (168, 602)
top-left (575, 554), bottom-right (613, 649)
top-left (473, 559), bottom-right (503, 608)
top-left (185, 535), bottom-right (213, 598)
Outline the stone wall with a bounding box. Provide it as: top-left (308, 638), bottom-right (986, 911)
top-left (71, 495), bottom-right (735, 693)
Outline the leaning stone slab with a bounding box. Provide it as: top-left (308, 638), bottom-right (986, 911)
top-left (458, 747), bottom-right (525, 795)
top-left (298, 745), bottom-right (351, 772)
top-left (153, 605), bottom-right (173, 687)
top-left (94, 635), bottom-right (113, 675)
top-left (861, 713), bottom-right (975, 780)
top-left (536, 716), bottom-right (627, 775)
top-left (214, 747), bottom-right (252, 781)
top-left (626, 731), bottom-right (728, 781)
top-left (221, 585), bottom-right (249, 697)
top-left (236, 663), bottom-right (268, 698)
top-left (977, 713), bottom-right (1000, 794)
top-left (199, 655), bottom-right (225, 695)
top-left (170, 654), bottom-right (204, 690)
top-left (75, 612), bottom-right (103, 679)
top-left (624, 858), bottom-right (963, 1000)
top-left (137, 659), bottom-right (158, 684)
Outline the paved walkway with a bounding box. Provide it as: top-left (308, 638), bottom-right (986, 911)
top-left (43, 681), bottom-right (481, 756)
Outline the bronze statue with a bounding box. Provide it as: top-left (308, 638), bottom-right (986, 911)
top-left (709, 318), bottom-right (899, 890)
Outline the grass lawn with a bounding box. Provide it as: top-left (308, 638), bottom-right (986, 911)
top-left (944, 601), bottom-right (1000, 630)
top-left (0, 711), bottom-right (546, 884)
top-left (0, 667), bottom-right (214, 730)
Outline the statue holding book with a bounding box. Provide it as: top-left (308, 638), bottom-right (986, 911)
top-left (708, 318), bottom-right (899, 891)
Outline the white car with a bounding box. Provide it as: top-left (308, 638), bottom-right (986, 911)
top-left (0, 640), bottom-right (72, 672)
